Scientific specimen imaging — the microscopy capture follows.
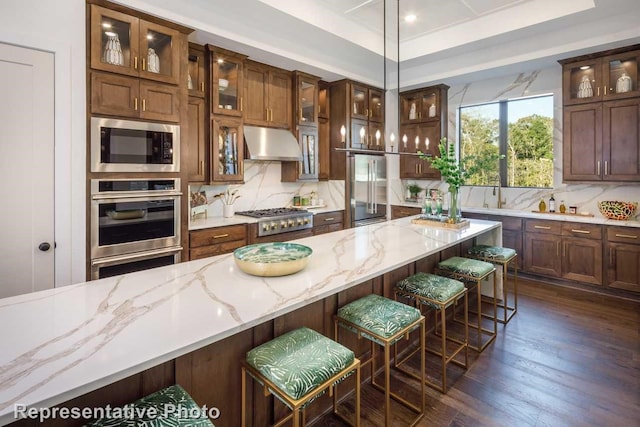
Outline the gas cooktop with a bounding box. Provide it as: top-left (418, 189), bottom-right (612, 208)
top-left (235, 208), bottom-right (308, 218)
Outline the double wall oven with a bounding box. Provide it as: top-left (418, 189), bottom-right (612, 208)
top-left (90, 117), bottom-right (182, 280)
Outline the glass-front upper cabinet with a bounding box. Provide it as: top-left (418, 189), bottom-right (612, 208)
top-left (90, 5), bottom-right (182, 85)
top-left (351, 119), bottom-right (368, 149)
top-left (562, 58), bottom-right (602, 105)
top-left (188, 44), bottom-right (206, 97)
top-left (351, 84), bottom-right (369, 120)
top-left (368, 88), bottom-right (384, 123)
top-left (602, 51), bottom-right (640, 100)
top-left (212, 117), bottom-right (244, 183)
top-left (294, 71), bottom-right (319, 126)
top-left (209, 46), bottom-right (246, 117)
top-left (299, 127), bottom-right (318, 180)
top-left (400, 89), bottom-right (438, 123)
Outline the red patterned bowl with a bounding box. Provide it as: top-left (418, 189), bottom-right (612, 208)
top-left (597, 201), bottom-right (638, 220)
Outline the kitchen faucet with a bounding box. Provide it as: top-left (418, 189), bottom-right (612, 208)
top-left (492, 176), bottom-right (506, 208)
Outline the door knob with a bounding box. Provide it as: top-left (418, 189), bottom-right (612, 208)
top-left (38, 242), bottom-right (51, 252)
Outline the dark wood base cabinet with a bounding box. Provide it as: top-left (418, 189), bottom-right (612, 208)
top-left (606, 226), bottom-right (640, 293)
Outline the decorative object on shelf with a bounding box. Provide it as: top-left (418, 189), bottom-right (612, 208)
top-left (147, 48), bottom-right (160, 73)
top-left (187, 73), bottom-right (194, 90)
top-left (548, 194), bottom-right (556, 213)
top-left (538, 198), bottom-right (546, 212)
top-left (597, 200), bottom-right (638, 220)
top-left (569, 206), bottom-right (577, 214)
top-left (616, 72), bottom-right (632, 93)
top-left (218, 78), bottom-right (229, 92)
top-left (428, 103), bottom-right (436, 118)
top-left (214, 187), bottom-right (240, 218)
top-left (409, 102), bottom-right (417, 120)
top-left (103, 33), bottom-right (123, 66)
top-left (406, 183), bottom-right (423, 200)
top-left (559, 200), bottom-right (566, 213)
top-left (577, 75), bottom-right (593, 98)
top-left (233, 242), bottom-right (312, 276)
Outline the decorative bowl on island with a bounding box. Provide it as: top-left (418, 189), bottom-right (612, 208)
top-left (597, 201), bottom-right (638, 220)
top-left (233, 242), bottom-right (312, 277)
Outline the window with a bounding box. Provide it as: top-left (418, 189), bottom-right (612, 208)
top-left (459, 95), bottom-right (554, 188)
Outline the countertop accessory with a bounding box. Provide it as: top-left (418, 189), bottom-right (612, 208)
top-left (412, 216), bottom-right (470, 229)
top-left (597, 201), bottom-right (638, 220)
top-left (234, 242), bottom-right (312, 276)
top-left (531, 210), bottom-right (594, 217)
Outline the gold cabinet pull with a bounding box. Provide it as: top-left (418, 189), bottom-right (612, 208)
top-left (604, 161), bottom-right (609, 175)
top-left (571, 229), bottom-right (590, 234)
top-left (556, 241), bottom-right (560, 256)
top-left (142, 99), bottom-right (146, 111)
top-left (265, 108), bottom-right (269, 121)
top-left (604, 86), bottom-right (608, 95)
top-left (365, 108), bottom-right (368, 117)
top-left (141, 57), bottom-right (146, 71)
top-left (534, 225), bottom-right (551, 230)
top-left (418, 111), bottom-right (421, 119)
top-left (615, 233), bottom-right (638, 239)
top-left (240, 97), bottom-right (243, 112)
top-left (324, 218), bottom-right (335, 221)
top-left (134, 97), bottom-right (138, 111)
top-left (597, 86), bottom-right (600, 96)
top-left (199, 160), bottom-right (204, 175)
top-left (213, 233), bottom-right (229, 239)
top-left (200, 82), bottom-right (205, 92)
top-left (134, 56), bottom-right (138, 70)
top-left (597, 161), bottom-right (601, 175)
top-left (563, 242), bottom-right (566, 257)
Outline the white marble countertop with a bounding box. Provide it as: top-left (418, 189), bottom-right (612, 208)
top-left (392, 201), bottom-right (640, 228)
top-left (188, 207), bottom-right (345, 231)
top-left (0, 217), bottom-right (500, 425)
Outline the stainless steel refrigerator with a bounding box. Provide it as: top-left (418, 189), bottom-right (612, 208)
top-left (350, 154), bottom-right (387, 227)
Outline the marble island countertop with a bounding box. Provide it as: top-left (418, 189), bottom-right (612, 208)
top-left (0, 217), bottom-right (500, 425)
top-left (394, 201), bottom-right (640, 228)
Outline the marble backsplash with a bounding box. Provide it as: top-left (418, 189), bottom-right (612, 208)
top-left (390, 66), bottom-right (640, 220)
top-left (188, 160), bottom-right (345, 220)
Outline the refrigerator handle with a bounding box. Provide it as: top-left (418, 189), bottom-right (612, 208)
top-left (367, 161), bottom-right (372, 214)
top-left (372, 159), bottom-right (377, 213)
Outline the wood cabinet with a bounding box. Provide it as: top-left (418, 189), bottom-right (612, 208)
top-left (187, 43), bottom-right (206, 98)
top-left (209, 45), bottom-right (246, 117)
top-left (318, 81), bottom-right (330, 181)
top-left (185, 97), bottom-right (207, 182)
top-left (189, 224), bottom-right (247, 260)
top-left (244, 61), bottom-right (292, 128)
top-left (391, 205), bottom-right (421, 219)
top-left (90, 4), bottom-right (184, 85)
top-left (606, 226), bottom-right (640, 293)
top-left (462, 213), bottom-right (523, 270)
top-left (524, 219), bottom-right (603, 285)
top-left (313, 211), bottom-right (344, 235)
top-left (329, 80), bottom-right (385, 180)
top-left (211, 116), bottom-right (244, 183)
top-left (560, 45), bottom-right (640, 182)
top-left (399, 84), bottom-right (448, 179)
top-left (91, 71), bottom-right (180, 122)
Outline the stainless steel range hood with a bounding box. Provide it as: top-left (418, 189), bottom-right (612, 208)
top-left (243, 126), bottom-right (303, 161)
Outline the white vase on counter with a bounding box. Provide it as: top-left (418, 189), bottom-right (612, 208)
top-left (223, 204), bottom-right (234, 218)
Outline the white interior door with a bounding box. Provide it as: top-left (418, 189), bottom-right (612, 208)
top-left (0, 43), bottom-right (55, 298)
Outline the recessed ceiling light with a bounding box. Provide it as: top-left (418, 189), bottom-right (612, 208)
top-left (217, 58), bottom-right (225, 64)
top-left (104, 31), bottom-right (116, 37)
top-left (580, 65), bottom-right (591, 70)
top-left (102, 23), bottom-right (112, 29)
top-left (404, 14), bottom-right (417, 23)
top-left (146, 34), bottom-right (154, 40)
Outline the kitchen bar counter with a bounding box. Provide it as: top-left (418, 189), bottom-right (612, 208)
top-left (0, 217), bottom-right (499, 426)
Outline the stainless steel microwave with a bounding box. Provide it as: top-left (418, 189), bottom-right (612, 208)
top-left (91, 117), bottom-right (180, 172)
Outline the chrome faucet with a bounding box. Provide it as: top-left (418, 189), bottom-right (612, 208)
top-left (493, 177), bottom-right (506, 208)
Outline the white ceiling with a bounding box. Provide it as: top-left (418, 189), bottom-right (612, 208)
top-left (117, 0), bottom-right (640, 88)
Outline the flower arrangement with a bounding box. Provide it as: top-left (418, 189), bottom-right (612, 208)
top-left (418, 138), bottom-right (467, 190)
top-left (214, 187), bottom-right (240, 205)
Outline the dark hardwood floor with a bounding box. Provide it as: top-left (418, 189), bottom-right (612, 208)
top-left (312, 278), bottom-right (640, 427)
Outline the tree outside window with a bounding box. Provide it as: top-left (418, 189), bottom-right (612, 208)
top-left (459, 95), bottom-right (554, 188)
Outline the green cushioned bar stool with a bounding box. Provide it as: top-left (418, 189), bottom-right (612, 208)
top-left (394, 272), bottom-right (469, 393)
top-left (437, 256), bottom-right (497, 352)
top-left (334, 294), bottom-right (425, 427)
top-left (467, 244), bottom-right (518, 324)
top-left (242, 327), bottom-right (361, 427)
top-left (87, 384), bottom-right (214, 427)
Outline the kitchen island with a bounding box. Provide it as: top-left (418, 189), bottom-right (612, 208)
top-left (0, 217), bottom-right (501, 427)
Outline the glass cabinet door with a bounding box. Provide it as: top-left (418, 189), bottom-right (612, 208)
top-left (368, 122), bottom-right (384, 151)
top-left (90, 5), bottom-right (139, 77)
top-left (212, 117), bottom-right (244, 182)
top-left (602, 51), bottom-right (640, 100)
top-left (368, 88), bottom-right (384, 123)
top-left (299, 127), bottom-right (318, 180)
top-left (420, 91), bottom-right (438, 120)
top-left (351, 119), bottom-right (368, 149)
top-left (139, 21), bottom-right (180, 84)
top-left (298, 76), bottom-right (318, 125)
top-left (401, 92), bottom-right (421, 124)
top-left (563, 59), bottom-right (601, 104)
top-left (211, 49), bottom-right (244, 117)
top-left (188, 45), bottom-right (206, 97)
top-left (351, 85), bottom-right (368, 120)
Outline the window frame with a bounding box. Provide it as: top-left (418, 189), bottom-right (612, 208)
top-left (458, 93), bottom-right (554, 189)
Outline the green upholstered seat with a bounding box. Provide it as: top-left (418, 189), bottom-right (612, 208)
top-left (337, 294), bottom-right (422, 345)
top-left (468, 245), bottom-right (516, 261)
top-left (395, 273), bottom-right (465, 306)
top-left (87, 384), bottom-right (213, 427)
top-left (438, 256), bottom-right (494, 278)
top-left (246, 327), bottom-right (355, 401)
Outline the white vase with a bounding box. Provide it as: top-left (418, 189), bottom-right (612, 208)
top-left (616, 72), bottom-right (632, 93)
top-left (428, 103), bottom-right (436, 117)
top-left (147, 48), bottom-right (160, 73)
top-left (103, 33), bottom-right (123, 66)
top-left (223, 204), bottom-right (234, 218)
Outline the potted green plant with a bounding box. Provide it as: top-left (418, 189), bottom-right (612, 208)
top-left (406, 183), bottom-right (423, 200)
